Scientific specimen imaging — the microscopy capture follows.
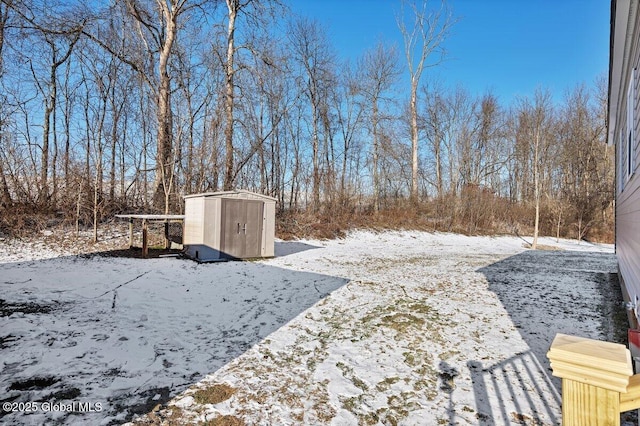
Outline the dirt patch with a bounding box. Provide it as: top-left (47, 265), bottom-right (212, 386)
top-left (49, 387), bottom-right (81, 400)
top-left (596, 272), bottom-right (629, 344)
top-left (0, 299), bottom-right (56, 317)
top-left (207, 415), bottom-right (245, 426)
top-left (193, 383), bottom-right (236, 405)
top-left (122, 387), bottom-right (171, 417)
top-left (0, 334), bottom-right (18, 348)
top-left (9, 376), bottom-right (59, 391)
top-left (129, 406), bottom-right (188, 426)
top-left (81, 247), bottom-right (183, 259)
top-left (522, 243), bottom-right (562, 251)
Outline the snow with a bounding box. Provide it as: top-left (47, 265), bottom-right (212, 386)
top-left (0, 229), bottom-right (623, 425)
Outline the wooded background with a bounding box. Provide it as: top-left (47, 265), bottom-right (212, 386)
top-left (0, 1), bottom-right (614, 242)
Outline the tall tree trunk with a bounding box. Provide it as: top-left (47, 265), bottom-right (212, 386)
top-left (0, 4), bottom-right (10, 207)
top-left (532, 129), bottom-right (540, 249)
top-left (155, 50), bottom-right (174, 212)
top-left (39, 57), bottom-right (57, 205)
top-left (0, 159), bottom-right (11, 207)
top-left (110, 109), bottom-right (117, 201)
top-left (410, 78), bottom-right (419, 200)
top-left (120, 114), bottom-right (127, 200)
top-left (434, 137), bottom-right (442, 199)
top-left (109, 80), bottom-right (118, 201)
top-left (372, 98), bottom-right (380, 212)
top-left (398, 0), bottom-right (455, 202)
top-left (151, 2), bottom-right (178, 213)
top-left (38, 32), bottom-right (80, 206)
top-left (311, 96), bottom-right (320, 210)
top-left (321, 103), bottom-right (334, 207)
top-left (223, 0), bottom-right (237, 191)
top-left (63, 62), bottom-right (72, 196)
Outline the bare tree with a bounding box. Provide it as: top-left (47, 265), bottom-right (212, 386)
top-left (397, 0), bottom-right (455, 201)
top-left (360, 42), bottom-right (400, 212)
top-left (288, 16), bottom-right (335, 211)
top-left (422, 82), bottom-right (474, 199)
top-left (4, 0), bottom-right (85, 206)
top-left (515, 89), bottom-right (554, 249)
top-left (126, 0), bottom-right (181, 211)
top-left (221, 0), bottom-right (282, 191)
top-left (81, 0), bottom-right (214, 212)
top-left (174, 47), bottom-right (213, 195)
top-left (223, 0), bottom-right (239, 191)
top-left (0, 1), bottom-right (7, 73)
top-left (334, 60), bottom-right (365, 203)
top-left (0, 1), bottom-right (12, 207)
top-left (36, 31), bottom-right (81, 205)
top-left (423, 83), bottom-right (446, 199)
top-left (455, 91), bottom-right (507, 190)
top-left (558, 82), bottom-right (612, 240)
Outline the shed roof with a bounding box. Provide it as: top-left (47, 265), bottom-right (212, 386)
top-left (183, 190), bottom-right (276, 202)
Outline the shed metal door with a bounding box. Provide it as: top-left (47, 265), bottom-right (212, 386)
top-left (243, 200), bottom-right (263, 257)
top-left (220, 199), bottom-right (263, 258)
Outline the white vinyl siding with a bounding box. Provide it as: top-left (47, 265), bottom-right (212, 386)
top-left (628, 68), bottom-right (636, 181)
top-left (620, 129), bottom-right (626, 193)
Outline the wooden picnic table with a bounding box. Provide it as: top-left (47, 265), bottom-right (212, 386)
top-left (115, 214), bottom-right (185, 258)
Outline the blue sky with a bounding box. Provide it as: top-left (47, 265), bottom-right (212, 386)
top-left (289, 0), bottom-right (610, 104)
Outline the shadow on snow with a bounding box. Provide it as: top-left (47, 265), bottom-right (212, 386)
top-left (465, 249), bottom-right (623, 425)
top-left (0, 246), bottom-right (345, 425)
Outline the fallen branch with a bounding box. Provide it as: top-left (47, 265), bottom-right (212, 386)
top-left (2, 278), bottom-right (33, 285)
top-left (93, 271), bottom-right (149, 299)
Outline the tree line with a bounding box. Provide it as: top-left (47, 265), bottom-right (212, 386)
top-left (0, 0), bottom-right (613, 242)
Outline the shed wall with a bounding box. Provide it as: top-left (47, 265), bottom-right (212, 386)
top-left (263, 201), bottom-right (275, 257)
top-left (203, 197), bottom-right (221, 249)
top-left (183, 197), bottom-right (205, 245)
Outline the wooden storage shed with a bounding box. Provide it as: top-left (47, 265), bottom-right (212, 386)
top-left (183, 190), bottom-right (276, 261)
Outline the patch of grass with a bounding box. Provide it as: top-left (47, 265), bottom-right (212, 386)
top-left (407, 302), bottom-right (434, 315)
top-left (352, 376), bottom-right (369, 392)
top-left (375, 377), bottom-right (401, 392)
top-left (306, 358), bottom-right (317, 370)
top-left (403, 349), bottom-right (433, 370)
top-left (470, 329), bottom-right (483, 342)
top-left (355, 280), bottom-right (380, 288)
top-left (336, 361), bottom-right (369, 391)
top-left (509, 411), bottom-right (545, 425)
top-left (132, 406), bottom-right (188, 425)
top-left (363, 411), bottom-right (381, 426)
top-left (340, 395), bottom-right (359, 412)
top-left (522, 243), bottom-right (562, 251)
top-left (380, 313), bottom-right (425, 335)
top-left (203, 415), bottom-right (245, 426)
top-left (192, 383), bottom-right (236, 405)
top-left (361, 299), bottom-right (449, 343)
top-left (387, 395), bottom-right (403, 406)
top-left (413, 379), bottom-right (438, 399)
top-left (310, 379), bottom-right (335, 423)
top-left (438, 349), bottom-right (460, 360)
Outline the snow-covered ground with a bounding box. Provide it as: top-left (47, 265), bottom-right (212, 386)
top-left (0, 229), bottom-right (624, 425)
